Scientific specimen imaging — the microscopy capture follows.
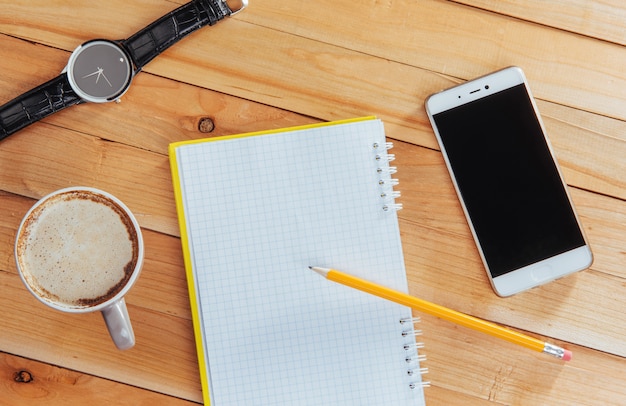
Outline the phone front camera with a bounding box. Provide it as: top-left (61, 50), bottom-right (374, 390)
top-left (485, 85), bottom-right (490, 90)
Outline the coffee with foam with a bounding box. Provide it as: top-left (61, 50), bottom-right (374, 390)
top-left (16, 190), bottom-right (139, 308)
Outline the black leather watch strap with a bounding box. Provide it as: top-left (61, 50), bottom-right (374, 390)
top-left (0, 0), bottom-right (241, 141)
top-left (121, 0), bottom-right (232, 71)
top-left (0, 73), bottom-right (83, 141)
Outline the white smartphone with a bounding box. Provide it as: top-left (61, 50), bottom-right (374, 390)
top-left (425, 66), bottom-right (592, 296)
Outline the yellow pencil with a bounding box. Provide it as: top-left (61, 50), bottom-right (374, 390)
top-left (309, 266), bottom-right (572, 361)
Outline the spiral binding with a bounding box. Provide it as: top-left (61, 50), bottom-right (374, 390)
top-left (400, 317), bottom-right (430, 390)
top-left (373, 142), bottom-right (402, 212)
top-left (375, 141), bottom-right (424, 389)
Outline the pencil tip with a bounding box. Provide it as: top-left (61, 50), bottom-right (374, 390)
top-left (309, 266), bottom-right (329, 277)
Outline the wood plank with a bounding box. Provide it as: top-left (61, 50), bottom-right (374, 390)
top-left (2, 0), bottom-right (626, 150)
top-left (236, 0), bottom-right (626, 120)
top-left (0, 34), bottom-right (319, 237)
top-left (0, 34), bottom-right (623, 228)
top-left (0, 123), bottom-right (179, 235)
top-left (4, 198), bottom-right (625, 406)
top-left (1, 97), bottom-right (623, 255)
top-left (0, 189), bottom-right (192, 316)
top-left (2, 120), bottom-right (623, 340)
top-left (455, 0), bottom-right (626, 45)
top-left (420, 314), bottom-right (626, 405)
top-left (424, 385), bottom-right (495, 406)
top-left (0, 268), bottom-right (203, 403)
top-left (2, 132), bottom-right (624, 357)
top-left (0, 0), bottom-right (177, 48)
top-left (395, 141), bottom-right (626, 356)
top-left (0, 193), bottom-right (202, 402)
top-left (1, 3), bottom-right (625, 404)
top-left (1, 351), bottom-right (198, 405)
top-left (538, 101), bottom-right (626, 201)
top-left (0, 33), bottom-right (318, 155)
top-left (2, 136), bottom-right (625, 404)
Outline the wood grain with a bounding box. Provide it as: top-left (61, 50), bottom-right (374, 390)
top-left (456, 0), bottom-right (626, 45)
top-left (420, 314), bottom-right (626, 405)
top-left (396, 140), bottom-right (626, 356)
top-left (0, 0), bottom-right (625, 404)
top-left (2, 138), bottom-right (625, 402)
top-left (1, 1), bottom-right (624, 149)
top-left (1, 351), bottom-right (196, 405)
top-left (0, 33), bottom-right (318, 154)
top-left (0, 195), bottom-right (203, 402)
top-left (237, 0), bottom-right (626, 118)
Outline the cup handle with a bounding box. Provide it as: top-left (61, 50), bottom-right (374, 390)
top-left (101, 298), bottom-right (135, 350)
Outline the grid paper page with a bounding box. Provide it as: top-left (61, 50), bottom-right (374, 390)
top-left (174, 119), bottom-right (426, 405)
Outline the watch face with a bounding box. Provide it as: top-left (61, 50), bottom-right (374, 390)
top-left (67, 40), bottom-right (133, 103)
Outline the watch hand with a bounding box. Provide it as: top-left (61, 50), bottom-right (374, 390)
top-left (82, 67), bottom-right (112, 87)
top-left (100, 71), bottom-right (113, 87)
top-left (82, 69), bottom-right (102, 79)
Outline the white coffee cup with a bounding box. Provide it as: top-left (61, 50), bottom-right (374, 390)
top-left (14, 187), bottom-right (144, 350)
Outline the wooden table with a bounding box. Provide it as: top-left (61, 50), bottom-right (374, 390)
top-left (1, 1), bottom-right (625, 404)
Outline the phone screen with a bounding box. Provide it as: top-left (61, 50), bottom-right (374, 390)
top-left (431, 84), bottom-right (586, 278)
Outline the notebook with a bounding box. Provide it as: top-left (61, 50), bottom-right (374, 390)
top-left (169, 117), bottom-right (427, 405)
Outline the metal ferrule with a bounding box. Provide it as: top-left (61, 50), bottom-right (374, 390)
top-left (543, 342), bottom-right (566, 359)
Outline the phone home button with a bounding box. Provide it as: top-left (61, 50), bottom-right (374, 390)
top-left (530, 265), bottom-right (553, 282)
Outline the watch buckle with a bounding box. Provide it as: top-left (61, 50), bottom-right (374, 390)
top-left (225, 0), bottom-right (248, 16)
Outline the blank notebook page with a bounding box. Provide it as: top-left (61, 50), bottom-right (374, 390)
top-left (171, 118), bottom-right (426, 405)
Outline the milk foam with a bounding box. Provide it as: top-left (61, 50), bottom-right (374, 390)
top-left (17, 192), bottom-right (137, 308)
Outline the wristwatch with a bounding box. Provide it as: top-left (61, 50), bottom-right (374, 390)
top-left (0, 0), bottom-right (247, 141)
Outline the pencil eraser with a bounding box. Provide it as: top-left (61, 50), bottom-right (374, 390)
top-left (562, 349), bottom-right (572, 361)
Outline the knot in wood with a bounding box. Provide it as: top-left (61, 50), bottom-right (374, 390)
top-left (14, 370), bottom-right (34, 383)
top-left (198, 117), bottom-right (215, 133)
